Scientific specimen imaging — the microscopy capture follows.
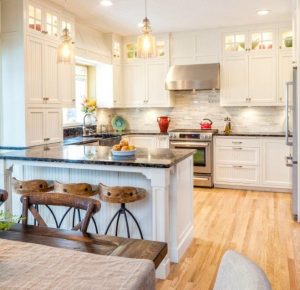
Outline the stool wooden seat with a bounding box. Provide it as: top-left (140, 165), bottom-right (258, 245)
top-left (54, 181), bottom-right (99, 233)
top-left (0, 189), bottom-right (8, 206)
top-left (12, 178), bottom-right (54, 195)
top-left (53, 181), bottom-right (97, 197)
top-left (99, 184), bottom-right (146, 239)
top-left (12, 178), bottom-right (57, 227)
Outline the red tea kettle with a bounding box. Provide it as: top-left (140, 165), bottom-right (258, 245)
top-left (200, 119), bottom-right (213, 130)
top-left (157, 116), bottom-right (171, 133)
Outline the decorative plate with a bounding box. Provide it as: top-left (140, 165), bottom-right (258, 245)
top-left (111, 149), bottom-right (136, 157)
top-left (111, 116), bottom-right (126, 132)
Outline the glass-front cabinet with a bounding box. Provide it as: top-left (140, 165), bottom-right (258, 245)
top-left (124, 34), bottom-right (169, 61)
top-left (223, 29), bottom-right (280, 54)
top-left (250, 31), bottom-right (274, 51)
top-left (27, 1), bottom-right (62, 41)
top-left (279, 29), bottom-right (293, 50)
top-left (224, 33), bottom-right (246, 53)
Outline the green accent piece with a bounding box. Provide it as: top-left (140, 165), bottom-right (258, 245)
top-left (111, 116), bottom-right (127, 132)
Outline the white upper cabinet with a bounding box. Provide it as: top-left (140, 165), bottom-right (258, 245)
top-left (248, 53), bottom-right (277, 104)
top-left (171, 30), bottom-right (220, 65)
top-left (221, 25), bottom-right (291, 107)
top-left (26, 36), bottom-right (44, 105)
top-left (123, 64), bottom-right (146, 107)
top-left (221, 56), bottom-right (248, 106)
top-left (44, 41), bottom-right (60, 104)
top-left (27, 1), bottom-right (60, 41)
top-left (146, 62), bottom-right (170, 107)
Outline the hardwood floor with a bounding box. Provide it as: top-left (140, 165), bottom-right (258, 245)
top-left (156, 188), bottom-right (300, 290)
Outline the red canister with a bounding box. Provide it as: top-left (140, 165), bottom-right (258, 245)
top-left (157, 116), bottom-right (171, 133)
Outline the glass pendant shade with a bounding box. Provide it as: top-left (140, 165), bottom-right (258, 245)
top-left (57, 28), bottom-right (74, 63)
top-left (136, 17), bottom-right (157, 58)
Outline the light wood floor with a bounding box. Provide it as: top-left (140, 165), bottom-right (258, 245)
top-left (156, 188), bottom-right (300, 290)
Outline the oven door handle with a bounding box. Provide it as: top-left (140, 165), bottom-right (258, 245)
top-left (170, 142), bottom-right (209, 148)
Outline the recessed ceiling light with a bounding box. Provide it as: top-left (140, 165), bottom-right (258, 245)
top-left (257, 10), bottom-right (270, 16)
top-left (100, 0), bottom-right (113, 7)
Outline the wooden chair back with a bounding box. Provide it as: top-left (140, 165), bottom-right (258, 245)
top-left (12, 178), bottom-right (53, 194)
top-left (54, 181), bottom-right (97, 197)
top-left (0, 189), bottom-right (8, 205)
top-left (21, 193), bottom-right (101, 233)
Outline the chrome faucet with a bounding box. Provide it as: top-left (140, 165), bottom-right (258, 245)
top-left (83, 113), bottom-right (97, 136)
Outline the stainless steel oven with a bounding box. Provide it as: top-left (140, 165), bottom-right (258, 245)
top-left (169, 129), bottom-right (217, 187)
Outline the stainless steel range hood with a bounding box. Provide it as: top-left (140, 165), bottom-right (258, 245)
top-left (165, 63), bottom-right (220, 91)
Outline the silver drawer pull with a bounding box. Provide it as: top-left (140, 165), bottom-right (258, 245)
top-left (44, 138), bottom-right (50, 141)
top-left (232, 165), bottom-right (243, 168)
top-left (232, 147), bottom-right (243, 150)
top-left (232, 141), bottom-right (243, 144)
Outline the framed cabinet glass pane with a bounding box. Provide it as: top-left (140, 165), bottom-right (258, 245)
top-left (281, 30), bottom-right (293, 49)
top-left (251, 31), bottom-right (273, 50)
top-left (224, 34), bottom-right (246, 52)
top-left (28, 5), bottom-right (42, 32)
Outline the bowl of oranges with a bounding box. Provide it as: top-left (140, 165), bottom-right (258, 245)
top-left (111, 139), bottom-right (136, 156)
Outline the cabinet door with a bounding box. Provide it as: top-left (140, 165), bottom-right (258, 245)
top-left (123, 64), bottom-right (146, 107)
top-left (262, 138), bottom-right (292, 188)
top-left (44, 8), bottom-right (59, 41)
top-left (44, 109), bottom-right (62, 144)
top-left (222, 32), bottom-right (247, 56)
top-left (27, 109), bottom-right (45, 146)
top-left (248, 54), bottom-right (277, 104)
top-left (59, 63), bottom-right (75, 107)
top-left (221, 56), bottom-right (248, 105)
top-left (113, 64), bottom-right (123, 106)
top-left (215, 164), bottom-right (260, 185)
top-left (146, 62), bottom-right (169, 107)
top-left (44, 41), bottom-right (60, 104)
top-left (123, 136), bottom-right (157, 149)
top-left (278, 52), bottom-right (293, 104)
top-left (171, 33), bottom-right (196, 64)
top-left (27, 1), bottom-right (44, 36)
top-left (27, 36), bottom-right (44, 104)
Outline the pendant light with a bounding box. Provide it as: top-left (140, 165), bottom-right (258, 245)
top-left (57, 0), bottom-right (74, 63)
top-left (136, 0), bottom-right (157, 58)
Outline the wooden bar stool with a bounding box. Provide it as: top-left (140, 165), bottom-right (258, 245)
top-left (0, 189), bottom-right (8, 206)
top-left (54, 181), bottom-right (99, 233)
top-left (12, 178), bottom-right (57, 227)
top-left (99, 183), bottom-right (146, 239)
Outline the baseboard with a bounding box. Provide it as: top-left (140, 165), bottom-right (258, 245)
top-left (214, 184), bottom-right (291, 193)
top-left (169, 224), bottom-right (193, 263)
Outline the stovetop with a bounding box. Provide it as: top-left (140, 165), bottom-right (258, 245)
top-left (169, 129), bottom-right (218, 141)
top-left (170, 129), bottom-right (218, 134)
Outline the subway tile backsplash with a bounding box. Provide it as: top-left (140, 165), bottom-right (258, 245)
top-left (97, 92), bottom-right (286, 133)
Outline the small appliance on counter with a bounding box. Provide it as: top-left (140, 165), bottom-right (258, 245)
top-left (200, 119), bottom-right (213, 130)
top-left (157, 116), bottom-right (171, 133)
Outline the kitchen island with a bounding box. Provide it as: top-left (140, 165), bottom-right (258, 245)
top-left (0, 144), bottom-right (194, 279)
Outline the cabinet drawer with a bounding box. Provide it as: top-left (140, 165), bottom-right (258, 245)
top-left (215, 164), bottom-right (259, 185)
top-left (215, 137), bottom-right (259, 148)
top-left (215, 147), bottom-right (259, 165)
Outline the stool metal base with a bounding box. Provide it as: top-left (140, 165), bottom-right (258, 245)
top-left (105, 203), bottom-right (143, 239)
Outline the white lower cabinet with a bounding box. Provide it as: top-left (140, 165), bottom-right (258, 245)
top-left (27, 108), bottom-right (62, 146)
top-left (215, 165), bottom-right (260, 185)
top-left (122, 135), bottom-right (169, 149)
top-left (214, 136), bottom-right (292, 190)
top-left (261, 138), bottom-right (292, 188)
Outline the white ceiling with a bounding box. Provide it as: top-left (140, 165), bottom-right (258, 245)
top-left (51, 0), bottom-right (292, 35)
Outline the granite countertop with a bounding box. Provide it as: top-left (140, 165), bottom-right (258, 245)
top-left (216, 132), bottom-right (286, 137)
top-left (0, 144), bottom-right (195, 168)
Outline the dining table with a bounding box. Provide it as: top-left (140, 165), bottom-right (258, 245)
top-left (0, 223), bottom-right (168, 289)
